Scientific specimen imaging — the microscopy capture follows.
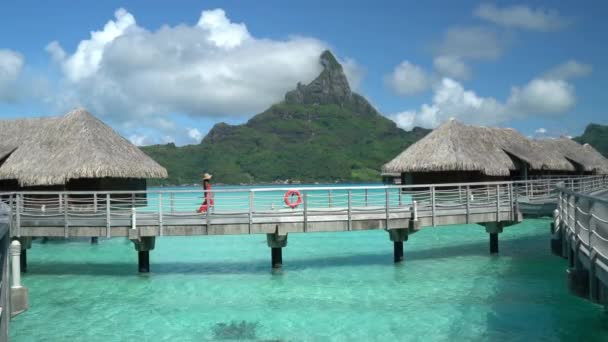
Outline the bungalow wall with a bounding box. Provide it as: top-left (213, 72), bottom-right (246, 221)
top-left (401, 171), bottom-right (508, 185)
top-left (0, 178), bottom-right (148, 209)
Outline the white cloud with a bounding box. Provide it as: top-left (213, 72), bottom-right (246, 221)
top-left (47, 8), bottom-right (137, 82)
top-left (535, 128), bottom-right (547, 134)
top-left (435, 26), bottom-right (503, 60)
top-left (391, 77), bottom-right (575, 130)
top-left (0, 49), bottom-right (25, 101)
top-left (433, 55), bottom-right (471, 80)
top-left (507, 78), bottom-right (574, 113)
top-left (543, 60), bottom-right (592, 80)
top-left (341, 57), bottom-right (364, 90)
top-left (391, 59), bottom-right (592, 130)
top-left (474, 4), bottom-right (569, 31)
top-left (161, 135), bottom-right (175, 144)
top-left (391, 111), bottom-right (417, 130)
top-left (187, 127), bottom-right (203, 142)
top-left (46, 8), bottom-right (338, 135)
top-left (386, 61), bottom-right (433, 96)
top-left (196, 9), bottom-right (250, 48)
top-left (128, 133), bottom-right (149, 146)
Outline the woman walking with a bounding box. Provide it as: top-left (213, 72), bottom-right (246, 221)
top-left (197, 173), bottom-right (214, 213)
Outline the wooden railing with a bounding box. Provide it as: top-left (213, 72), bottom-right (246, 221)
top-left (0, 175), bottom-right (604, 238)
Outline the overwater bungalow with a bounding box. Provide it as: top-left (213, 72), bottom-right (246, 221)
top-left (382, 119), bottom-right (608, 185)
top-left (0, 108), bottom-right (167, 192)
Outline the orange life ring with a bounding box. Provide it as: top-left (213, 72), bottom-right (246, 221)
top-left (284, 190), bottom-right (303, 209)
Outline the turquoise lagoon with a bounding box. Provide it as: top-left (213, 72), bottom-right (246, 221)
top-left (9, 185), bottom-right (608, 341)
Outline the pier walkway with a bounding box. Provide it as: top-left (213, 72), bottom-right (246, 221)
top-left (552, 182), bottom-right (608, 309)
top-left (0, 175), bottom-right (605, 271)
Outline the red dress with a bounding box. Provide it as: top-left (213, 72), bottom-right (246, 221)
top-left (197, 182), bottom-right (214, 213)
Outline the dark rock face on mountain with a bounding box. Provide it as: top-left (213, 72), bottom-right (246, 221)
top-left (285, 51), bottom-right (353, 106)
top-left (574, 123), bottom-right (608, 157)
top-left (142, 50), bottom-right (430, 185)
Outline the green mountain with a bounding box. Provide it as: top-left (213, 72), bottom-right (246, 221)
top-left (141, 51), bottom-right (430, 185)
top-left (574, 123), bottom-right (608, 157)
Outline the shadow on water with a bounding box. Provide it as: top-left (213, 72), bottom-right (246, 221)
top-left (479, 222), bottom-right (608, 341)
top-left (28, 234), bottom-right (537, 277)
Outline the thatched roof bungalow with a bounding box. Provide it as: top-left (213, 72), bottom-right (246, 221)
top-left (382, 119), bottom-right (607, 185)
top-left (534, 138), bottom-right (608, 174)
top-left (0, 108), bottom-right (167, 191)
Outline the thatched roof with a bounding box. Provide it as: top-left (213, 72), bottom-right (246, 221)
top-left (534, 138), bottom-right (608, 174)
top-left (0, 146), bottom-right (17, 162)
top-left (382, 119), bottom-right (596, 176)
top-left (0, 108), bottom-right (168, 186)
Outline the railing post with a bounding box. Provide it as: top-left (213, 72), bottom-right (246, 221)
top-left (328, 190), bottom-right (332, 208)
top-left (248, 191), bottom-right (254, 234)
top-left (59, 193), bottom-right (63, 212)
top-left (588, 202), bottom-right (593, 248)
top-left (465, 185), bottom-right (470, 224)
top-left (347, 190), bottom-right (352, 231)
top-left (106, 194), bottom-right (111, 238)
top-left (557, 191), bottom-right (562, 220)
top-left (206, 197), bottom-right (211, 231)
top-left (93, 192), bottom-right (98, 213)
top-left (64, 193), bottom-right (69, 238)
top-left (131, 193), bottom-right (136, 207)
top-left (508, 183), bottom-right (513, 221)
top-left (303, 192), bottom-right (308, 232)
top-left (398, 188), bottom-right (402, 207)
top-left (365, 189), bottom-right (369, 207)
top-left (431, 186), bottom-right (436, 227)
top-left (131, 207), bottom-right (137, 230)
top-left (570, 179), bottom-right (574, 191)
top-left (16, 193), bottom-right (21, 237)
top-left (158, 193), bottom-right (163, 236)
top-left (496, 184), bottom-right (500, 221)
top-left (170, 193), bottom-right (175, 214)
top-left (385, 188), bottom-right (390, 230)
top-left (458, 185), bottom-right (462, 203)
top-left (573, 195), bottom-right (579, 238)
top-left (413, 200), bottom-right (418, 221)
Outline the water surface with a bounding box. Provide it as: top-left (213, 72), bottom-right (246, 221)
top-left (10, 217), bottom-right (608, 341)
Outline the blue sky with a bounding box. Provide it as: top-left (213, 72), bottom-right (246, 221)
top-left (0, 1), bottom-right (606, 145)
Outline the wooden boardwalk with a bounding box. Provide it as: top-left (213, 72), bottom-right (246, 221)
top-left (2, 175), bottom-right (606, 273)
top-left (553, 185), bottom-right (608, 309)
top-left (3, 176), bottom-right (606, 238)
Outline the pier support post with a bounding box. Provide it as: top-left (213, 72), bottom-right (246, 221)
top-left (568, 257), bottom-right (589, 299)
top-left (138, 251), bottom-right (150, 273)
top-left (10, 240), bottom-right (28, 316)
top-left (550, 210), bottom-right (563, 256)
top-left (489, 233), bottom-right (498, 254)
top-left (388, 228), bottom-right (408, 263)
top-left (266, 229), bottom-right (288, 269)
top-left (482, 223), bottom-right (503, 254)
top-left (131, 237), bottom-right (155, 273)
top-left (16, 237), bottom-right (31, 273)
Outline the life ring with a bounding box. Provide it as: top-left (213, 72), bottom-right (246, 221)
top-left (284, 190), bottom-right (303, 209)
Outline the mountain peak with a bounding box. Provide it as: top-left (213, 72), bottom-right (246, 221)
top-left (285, 50), bottom-right (352, 105)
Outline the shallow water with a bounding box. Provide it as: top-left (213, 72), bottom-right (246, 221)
top-left (10, 217), bottom-right (608, 341)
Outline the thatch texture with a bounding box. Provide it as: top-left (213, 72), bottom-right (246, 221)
top-left (382, 119), bottom-right (594, 176)
top-left (0, 145), bottom-right (17, 162)
top-left (534, 138), bottom-right (608, 174)
top-left (0, 108), bottom-right (168, 186)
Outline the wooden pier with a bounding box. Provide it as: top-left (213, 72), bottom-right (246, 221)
top-left (552, 184), bottom-right (608, 310)
top-left (2, 175), bottom-right (607, 273)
